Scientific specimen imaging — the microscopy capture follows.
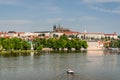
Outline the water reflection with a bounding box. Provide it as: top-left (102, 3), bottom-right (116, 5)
top-left (0, 51), bottom-right (120, 80)
top-left (87, 50), bottom-right (104, 56)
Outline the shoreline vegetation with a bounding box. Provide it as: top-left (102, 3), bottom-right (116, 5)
top-left (1, 47), bottom-right (120, 57)
top-left (0, 49), bottom-right (96, 57)
top-left (0, 34), bottom-right (120, 57)
top-left (0, 34), bottom-right (88, 54)
top-left (0, 47), bottom-right (120, 57)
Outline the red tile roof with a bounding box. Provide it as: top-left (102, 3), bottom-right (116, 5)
top-left (64, 31), bottom-right (79, 35)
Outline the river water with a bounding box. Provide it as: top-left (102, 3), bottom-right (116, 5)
top-left (0, 50), bottom-right (120, 80)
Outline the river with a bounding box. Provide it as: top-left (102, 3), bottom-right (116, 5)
top-left (0, 50), bottom-right (120, 80)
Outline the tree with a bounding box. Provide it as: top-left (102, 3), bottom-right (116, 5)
top-left (117, 40), bottom-right (120, 48)
top-left (109, 40), bottom-right (120, 48)
top-left (47, 38), bottom-right (57, 51)
top-left (2, 38), bottom-right (11, 51)
top-left (66, 40), bottom-right (73, 51)
top-left (10, 38), bottom-right (22, 50)
top-left (32, 38), bottom-right (46, 50)
top-left (58, 39), bottom-right (67, 51)
top-left (118, 35), bottom-right (120, 38)
top-left (81, 40), bottom-right (88, 49)
top-left (37, 45), bottom-right (43, 51)
top-left (59, 34), bottom-right (68, 40)
top-left (21, 40), bottom-right (31, 50)
top-left (72, 39), bottom-right (82, 51)
top-left (0, 37), bottom-right (34, 51)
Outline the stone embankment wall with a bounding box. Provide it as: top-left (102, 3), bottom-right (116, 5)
top-left (41, 41), bottom-right (104, 51)
top-left (87, 41), bottom-right (104, 50)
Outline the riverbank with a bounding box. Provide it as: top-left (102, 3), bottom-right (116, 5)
top-left (0, 47), bottom-right (119, 55)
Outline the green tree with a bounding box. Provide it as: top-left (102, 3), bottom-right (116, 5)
top-left (66, 40), bottom-right (73, 51)
top-left (59, 39), bottom-right (67, 51)
top-left (37, 45), bottom-right (43, 51)
top-left (59, 34), bottom-right (68, 40)
top-left (32, 38), bottom-right (43, 50)
top-left (72, 39), bottom-right (82, 51)
top-left (109, 40), bottom-right (120, 48)
top-left (81, 40), bottom-right (88, 49)
top-left (2, 38), bottom-right (11, 51)
top-left (118, 35), bottom-right (120, 39)
top-left (47, 38), bottom-right (57, 51)
top-left (109, 40), bottom-right (116, 48)
top-left (117, 40), bottom-right (120, 48)
top-left (21, 40), bottom-right (31, 50)
top-left (10, 38), bottom-right (22, 50)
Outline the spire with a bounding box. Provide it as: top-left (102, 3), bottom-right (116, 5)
top-left (84, 29), bottom-right (87, 33)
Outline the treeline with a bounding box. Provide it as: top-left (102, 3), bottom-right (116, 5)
top-left (0, 37), bottom-right (31, 51)
top-left (33, 34), bottom-right (88, 51)
top-left (105, 40), bottom-right (120, 48)
top-left (0, 35), bottom-right (88, 52)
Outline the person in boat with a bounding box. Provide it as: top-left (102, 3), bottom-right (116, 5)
top-left (66, 69), bottom-right (74, 74)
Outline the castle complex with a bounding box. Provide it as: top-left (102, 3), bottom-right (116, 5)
top-left (0, 25), bottom-right (118, 40)
top-left (0, 25), bottom-right (118, 50)
top-left (52, 25), bottom-right (117, 40)
top-left (51, 25), bottom-right (118, 50)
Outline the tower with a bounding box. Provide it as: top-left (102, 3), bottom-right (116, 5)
top-left (83, 29), bottom-right (87, 39)
top-left (53, 24), bottom-right (56, 32)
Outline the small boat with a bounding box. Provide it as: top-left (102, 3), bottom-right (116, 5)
top-left (66, 69), bottom-right (74, 74)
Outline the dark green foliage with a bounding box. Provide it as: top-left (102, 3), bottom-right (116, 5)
top-left (118, 35), bottom-right (120, 38)
top-left (59, 34), bottom-right (68, 40)
top-left (81, 40), bottom-right (88, 49)
top-left (0, 38), bottom-right (31, 51)
top-left (72, 39), bottom-right (82, 51)
top-left (117, 40), bottom-right (120, 48)
top-left (109, 40), bottom-right (120, 48)
top-left (0, 35), bottom-right (89, 52)
top-left (37, 45), bottom-right (43, 51)
top-left (66, 40), bottom-right (73, 51)
top-left (21, 40), bottom-right (31, 50)
top-left (32, 35), bottom-right (88, 51)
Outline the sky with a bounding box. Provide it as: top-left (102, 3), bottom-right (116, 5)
top-left (0, 0), bottom-right (120, 34)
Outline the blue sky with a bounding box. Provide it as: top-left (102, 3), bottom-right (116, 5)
top-left (0, 0), bottom-right (120, 34)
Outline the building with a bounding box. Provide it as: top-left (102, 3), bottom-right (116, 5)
top-left (104, 32), bottom-right (117, 39)
top-left (0, 25), bottom-right (118, 41)
top-left (77, 31), bottom-right (117, 40)
top-left (34, 31), bottom-right (51, 39)
top-left (53, 24), bottom-right (70, 32)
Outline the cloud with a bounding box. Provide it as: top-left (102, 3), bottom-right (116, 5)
top-left (66, 18), bottom-right (76, 22)
top-left (82, 0), bottom-right (120, 14)
top-left (90, 6), bottom-right (120, 14)
top-left (0, 20), bottom-right (32, 25)
top-left (0, 0), bottom-right (20, 5)
top-left (83, 0), bottom-right (120, 3)
top-left (44, 6), bottom-right (61, 13)
top-left (22, 0), bottom-right (62, 14)
top-left (47, 18), bottom-right (63, 24)
top-left (39, 1), bottom-right (62, 14)
top-left (82, 16), bottom-right (97, 20)
top-left (47, 18), bottom-right (77, 24)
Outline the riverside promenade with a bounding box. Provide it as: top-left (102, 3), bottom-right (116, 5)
top-left (41, 41), bottom-right (104, 51)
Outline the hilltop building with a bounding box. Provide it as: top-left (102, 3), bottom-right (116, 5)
top-left (53, 24), bottom-right (70, 32)
top-left (34, 31), bottom-right (51, 39)
top-left (0, 26), bottom-right (118, 50)
top-left (77, 31), bottom-right (117, 40)
top-left (52, 25), bottom-right (117, 40)
top-left (104, 32), bottom-right (117, 39)
top-left (0, 25), bottom-right (118, 41)
top-left (52, 25), bottom-right (79, 39)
